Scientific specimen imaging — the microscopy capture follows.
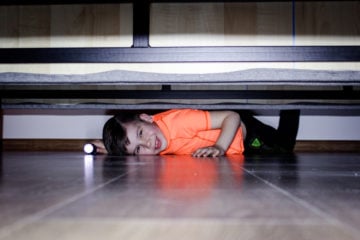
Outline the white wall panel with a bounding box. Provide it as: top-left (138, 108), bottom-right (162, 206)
top-left (3, 115), bottom-right (360, 141)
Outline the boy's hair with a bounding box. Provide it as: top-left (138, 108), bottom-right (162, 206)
top-left (102, 113), bottom-right (140, 156)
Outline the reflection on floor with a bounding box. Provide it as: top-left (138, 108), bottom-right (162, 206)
top-left (0, 152), bottom-right (359, 240)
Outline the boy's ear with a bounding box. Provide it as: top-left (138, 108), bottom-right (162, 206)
top-left (139, 113), bottom-right (153, 123)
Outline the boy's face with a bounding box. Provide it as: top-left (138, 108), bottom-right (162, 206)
top-left (122, 114), bottom-right (167, 155)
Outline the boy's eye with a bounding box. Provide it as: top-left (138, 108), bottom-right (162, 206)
top-left (139, 129), bottom-right (143, 137)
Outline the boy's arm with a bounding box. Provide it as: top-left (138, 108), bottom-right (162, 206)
top-left (192, 111), bottom-right (240, 157)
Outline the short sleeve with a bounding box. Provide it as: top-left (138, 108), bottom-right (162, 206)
top-left (156, 109), bottom-right (211, 139)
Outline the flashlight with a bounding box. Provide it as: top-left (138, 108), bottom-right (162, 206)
top-left (83, 143), bottom-right (97, 155)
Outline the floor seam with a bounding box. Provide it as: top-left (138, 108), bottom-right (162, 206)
top-left (0, 168), bottom-right (137, 240)
top-left (242, 167), bottom-right (360, 237)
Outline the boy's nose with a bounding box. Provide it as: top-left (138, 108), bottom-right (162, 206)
top-left (146, 139), bottom-right (151, 148)
top-left (141, 138), bottom-right (151, 148)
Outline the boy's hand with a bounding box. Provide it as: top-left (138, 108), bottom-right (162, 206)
top-left (192, 145), bottom-right (225, 157)
top-left (91, 140), bottom-right (108, 154)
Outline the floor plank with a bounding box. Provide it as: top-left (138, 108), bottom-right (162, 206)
top-left (0, 152), bottom-right (359, 240)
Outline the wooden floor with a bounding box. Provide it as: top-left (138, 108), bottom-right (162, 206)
top-left (0, 152), bottom-right (359, 240)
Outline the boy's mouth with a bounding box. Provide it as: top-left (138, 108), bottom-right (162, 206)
top-left (155, 137), bottom-right (161, 150)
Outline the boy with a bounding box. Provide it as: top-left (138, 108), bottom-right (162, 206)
top-left (97, 109), bottom-right (300, 157)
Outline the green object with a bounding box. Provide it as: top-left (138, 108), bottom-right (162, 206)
top-left (251, 138), bottom-right (262, 148)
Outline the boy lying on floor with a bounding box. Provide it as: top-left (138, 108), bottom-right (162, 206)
top-left (93, 109), bottom-right (300, 157)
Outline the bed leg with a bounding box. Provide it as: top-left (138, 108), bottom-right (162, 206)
top-left (0, 99), bottom-right (3, 175)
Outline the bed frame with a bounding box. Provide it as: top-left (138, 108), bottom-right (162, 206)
top-left (1, 0), bottom-right (360, 151)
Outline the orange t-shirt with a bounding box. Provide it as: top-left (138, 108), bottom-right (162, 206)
top-left (153, 109), bottom-right (244, 155)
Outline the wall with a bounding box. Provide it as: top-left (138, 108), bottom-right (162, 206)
top-left (3, 115), bottom-right (360, 141)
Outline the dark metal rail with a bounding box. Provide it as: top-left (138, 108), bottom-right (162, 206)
top-left (1, 46), bottom-right (359, 63)
top-left (1, 0), bottom-right (356, 5)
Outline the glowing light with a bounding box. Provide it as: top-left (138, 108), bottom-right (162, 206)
top-left (84, 143), bottom-right (96, 154)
